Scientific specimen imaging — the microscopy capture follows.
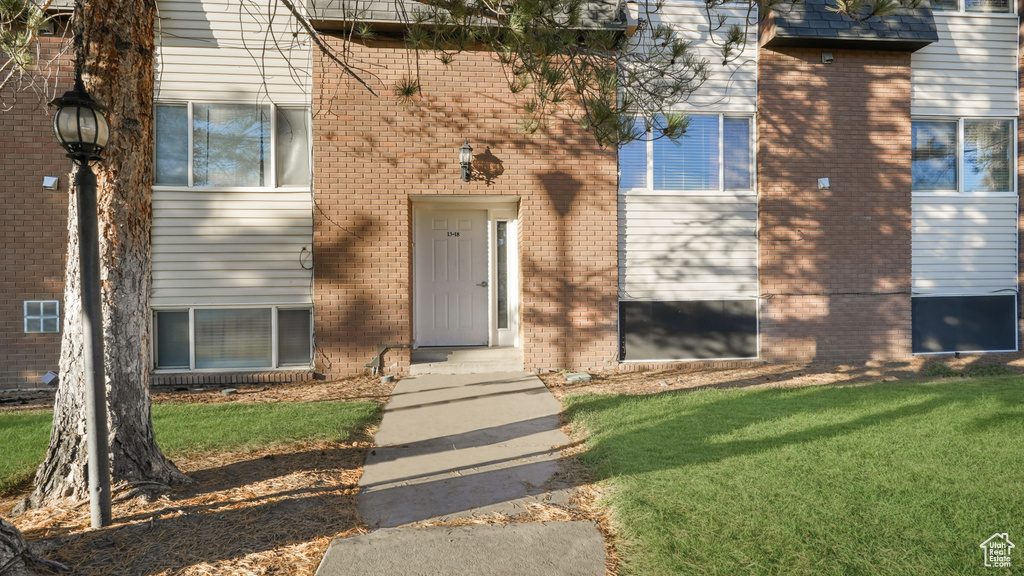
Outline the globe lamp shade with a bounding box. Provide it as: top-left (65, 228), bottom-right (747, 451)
top-left (51, 75), bottom-right (110, 161)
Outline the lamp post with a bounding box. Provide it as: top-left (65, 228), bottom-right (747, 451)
top-left (459, 138), bottom-right (473, 182)
top-left (50, 67), bottom-right (112, 529)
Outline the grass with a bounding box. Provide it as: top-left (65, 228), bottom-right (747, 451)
top-left (0, 411), bottom-right (54, 494)
top-left (0, 401), bottom-right (379, 495)
top-left (151, 401), bottom-right (379, 455)
top-left (565, 376), bottom-right (1024, 575)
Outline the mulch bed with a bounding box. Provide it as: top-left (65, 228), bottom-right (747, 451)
top-left (0, 375), bottom-right (390, 576)
top-left (0, 375), bottom-right (393, 413)
top-left (3, 440), bottom-right (371, 575)
top-left (539, 352), bottom-right (1024, 399)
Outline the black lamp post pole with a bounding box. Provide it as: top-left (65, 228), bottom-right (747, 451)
top-left (75, 156), bottom-right (112, 529)
top-left (52, 67), bottom-right (113, 529)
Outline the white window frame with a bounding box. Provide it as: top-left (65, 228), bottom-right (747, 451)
top-left (911, 117), bottom-right (1018, 196)
top-left (24, 300), bottom-right (60, 334)
top-left (153, 306), bottom-right (313, 372)
top-left (930, 0), bottom-right (1015, 14)
top-left (153, 101), bottom-right (312, 191)
top-left (618, 113), bottom-right (756, 195)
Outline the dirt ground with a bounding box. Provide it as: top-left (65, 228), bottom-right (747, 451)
top-left (3, 352), bottom-right (1022, 574)
top-left (0, 374), bottom-right (394, 413)
top-left (540, 352), bottom-right (1024, 399)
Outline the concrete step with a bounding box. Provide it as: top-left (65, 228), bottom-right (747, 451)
top-left (410, 347), bottom-right (524, 375)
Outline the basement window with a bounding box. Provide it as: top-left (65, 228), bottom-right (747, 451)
top-left (154, 307), bottom-right (312, 371)
top-left (24, 300), bottom-right (59, 333)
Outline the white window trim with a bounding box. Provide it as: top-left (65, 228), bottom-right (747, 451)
top-left (24, 300), bottom-right (60, 334)
top-left (153, 306), bottom-right (313, 372)
top-left (153, 101), bottom-right (312, 191)
top-left (619, 113), bottom-right (757, 196)
top-left (912, 116), bottom-right (1018, 197)
top-left (931, 0), bottom-right (1016, 15)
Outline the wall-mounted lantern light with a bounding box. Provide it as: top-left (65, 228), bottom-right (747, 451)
top-left (459, 138), bottom-right (473, 182)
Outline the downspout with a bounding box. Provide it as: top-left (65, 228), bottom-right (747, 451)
top-left (365, 343), bottom-right (412, 375)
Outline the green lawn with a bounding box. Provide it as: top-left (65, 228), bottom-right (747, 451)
top-left (0, 401), bottom-right (379, 495)
top-left (565, 376), bottom-right (1024, 575)
top-left (0, 411), bottom-right (54, 494)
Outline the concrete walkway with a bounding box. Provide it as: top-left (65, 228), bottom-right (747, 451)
top-left (315, 372), bottom-right (606, 575)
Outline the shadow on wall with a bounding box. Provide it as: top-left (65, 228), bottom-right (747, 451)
top-left (471, 147), bottom-right (504, 186)
top-left (517, 171), bottom-right (618, 370)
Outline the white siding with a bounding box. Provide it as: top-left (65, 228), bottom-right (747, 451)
top-left (649, 1), bottom-right (758, 113)
top-left (156, 0), bottom-right (312, 102)
top-left (912, 194), bottom-right (1018, 294)
top-left (911, 14), bottom-right (1018, 117)
top-left (151, 190), bottom-right (313, 306)
top-left (153, 0), bottom-right (313, 310)
top-left (617, 0), bottom-right (759, 304)
top-left (619, 193), bottom-right (758, 299)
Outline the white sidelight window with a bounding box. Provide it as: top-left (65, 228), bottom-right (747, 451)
top-left (911, 118), bottom-right (1015, 194)
top-left (154, 307), bottom-right (313, 371)
top-left (154, 103), bottom-right (311, 188)
top-left (618, 114), bottom-right (754, 192)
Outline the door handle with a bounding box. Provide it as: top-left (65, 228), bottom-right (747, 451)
top-left (477, 280), bottom-right (488, 287)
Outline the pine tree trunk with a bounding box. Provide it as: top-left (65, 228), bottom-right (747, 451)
top-left (21, 0), bottom-right (188, 510)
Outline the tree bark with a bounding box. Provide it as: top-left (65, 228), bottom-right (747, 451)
top-left (21, 0), bottom-right (188, 511)
top-left (0, 518), bottom-right (34, 576)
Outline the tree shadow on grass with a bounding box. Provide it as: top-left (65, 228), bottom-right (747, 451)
top-left (564, 378), bottom-right (1024, 479)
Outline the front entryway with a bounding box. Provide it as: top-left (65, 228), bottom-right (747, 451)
top-left (414, 209), bottom-right (490, 346)
top-left (412, 199), bottom-right (520, 349)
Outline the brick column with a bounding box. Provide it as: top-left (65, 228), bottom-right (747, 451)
top-left (758, 47), bottom-right (913, 362)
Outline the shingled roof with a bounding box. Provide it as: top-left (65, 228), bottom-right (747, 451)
top-left (761, 0), bottom-right (938, 52)
top-left (307, 0), bottom-right (627, 32)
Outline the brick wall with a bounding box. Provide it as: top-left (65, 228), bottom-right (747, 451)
top-left (0, 35), bottom-right (73, 390)
top-left (312, 40), bottom-right (619, 376)
top-left (758, 47), bottom-right (913, 362)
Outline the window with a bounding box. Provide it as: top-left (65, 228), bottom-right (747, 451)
top-left (24, 301), bottom-right (59, 333)
top-left (496, 221), bottom-right (509, 330)
top-left (154, 307), bottom-right (313, 370)
top-left (931, 0), bottom-right (1011, 12)
top-left (155, 103), bottom-right (311, 188)
top-left (619, 115), bottom-right (753, 192)
top-left (912, 118), bottom-right (1014, 193)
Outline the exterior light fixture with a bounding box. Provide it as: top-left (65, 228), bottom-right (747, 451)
top-left (52, 71), bottom-right (110, 163)
top-left (50, 66), bottom-right (112, 529)
top-left (459, 138), bottom-right (473, 182)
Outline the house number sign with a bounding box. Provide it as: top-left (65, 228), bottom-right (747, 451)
top-left (448, 232), bottom-right (461, 237)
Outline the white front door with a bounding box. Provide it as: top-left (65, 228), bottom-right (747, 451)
top-left (414, 209), bottom-right (489, 346)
